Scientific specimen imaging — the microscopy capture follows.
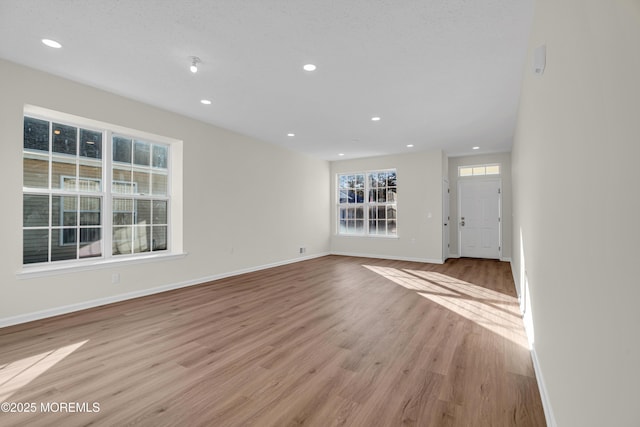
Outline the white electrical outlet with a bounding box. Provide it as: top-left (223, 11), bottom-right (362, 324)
top-left (299, 247), bottom-right (306, 254)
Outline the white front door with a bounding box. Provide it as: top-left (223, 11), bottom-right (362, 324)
top-left (458, 179), bottom-right (501, 259)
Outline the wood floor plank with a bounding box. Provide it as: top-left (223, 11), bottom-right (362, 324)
top-left (0, 256), bottom-right (545, 426)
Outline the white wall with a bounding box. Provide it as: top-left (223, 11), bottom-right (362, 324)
top-left (330, 150), bottom-right (444, 263)
top-left (512, 1), bottom-right (640, 426)
top-left (0, 59), bottom-right (330, 324)
top-left (448, 152), bottom-right (512, 260)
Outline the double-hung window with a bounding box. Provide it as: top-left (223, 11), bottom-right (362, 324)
top-left (22, 109), bottom-right (173, 267)
top-left (337, 169), bottom-right (397, 236)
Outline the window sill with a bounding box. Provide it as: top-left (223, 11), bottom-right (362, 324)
top-left (16, 252), bottom-right (188, 279)
top-left (336, 233), bottom-right (399, 239)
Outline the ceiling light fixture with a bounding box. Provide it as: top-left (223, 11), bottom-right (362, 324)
top-left (190, 56), bottom-right (201, 73)
top-left (472, 146), bottom-right (480, 150)
top-left (287, 133), bottom-right (295, 137)
top-left (42, 38), bottom-right (62, 49)
top-left (371, 116), bottom-right (381, 121)
top-left (200, 99), bottom-right (212, 105)
top-left (338, 153), bottom-right (345, 157)
top-left (303, 64), bottom-right (317, 71)
top-left (406, 144), bottom-right (414, 148)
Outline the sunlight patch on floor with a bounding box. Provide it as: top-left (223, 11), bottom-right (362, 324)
top-left (363, 265), bottom-right (529, 348)
top-left (0, 340), bottom-right (88, 401)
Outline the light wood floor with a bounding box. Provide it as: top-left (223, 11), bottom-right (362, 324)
top-left (0, 256), bottom-right (545, 426)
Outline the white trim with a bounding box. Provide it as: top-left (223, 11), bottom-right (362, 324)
top-left (530, 345), bottom-right (557, 427)
top-left (500, 256), bottom-right (512, 262)
top-left (512, 260), bottom-right (556, 427)
top-left (330, 251), bottom-right (443, 264)
top-left (17, 252), bottom-right (188, 279)
top-left (3, 252), bottom-right (329, 328)
top-left (448, 252), bottom-right (460, 259)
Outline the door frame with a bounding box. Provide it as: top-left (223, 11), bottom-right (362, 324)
top-left (457, 177), bottom-right (502, 259)
top-left (442, 178), bottom-right (450, 263)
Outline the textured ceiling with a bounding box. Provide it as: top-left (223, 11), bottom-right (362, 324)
top-left (0, 0), bottom-right (533, 160)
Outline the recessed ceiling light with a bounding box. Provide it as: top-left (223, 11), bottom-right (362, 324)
top-left (42, 38), bottom-right (62, 49)
top-left (406, 144), bottom-right (414, 148)
top-left (338, 153), bottom-right (345, 157)
top-left (371, 116), bottom-right (381, 121)
top-left (200, 99), bottom-right (212, 105)
top-left (303, 64), bottom-right (317, 71)
top-left (287, 133), bottom-right (295, 137)
top-left (472, 146), bottom-right (480, 150)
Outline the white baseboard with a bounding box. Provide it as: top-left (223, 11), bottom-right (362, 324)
top-left (0, 252), bottom-right (330, 328)
top-left (500, 256), bottom-right (512, 262)
top-left (448, 253), bottom-right (460, 259)
top-left (330, 251), bottom-right (443, 265)
top-left (530, 345), bottom-right (557, 427)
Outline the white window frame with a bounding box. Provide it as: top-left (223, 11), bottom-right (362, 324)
top-left (458, 163), bottom-right (501, 177)
top-left (336, 169), bottom-right (398, 237)
top-left (20, 105), bottom-right (184, 277)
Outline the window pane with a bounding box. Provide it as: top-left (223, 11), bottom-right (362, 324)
top-left (23, 153), bottom-right (49, 189)
top-left (369, 173), bottom-right (377, 188)
top-left (376, 220), bottom-right (387, 235)
top-left (152, 145), bottom-right (168, 169)
top-left (355, 174), bottom-right (364, 189)
top-left (347, 189), bottom-right (355, 203)
top-left (347, 220), bottom-right (355, 233)
top-left (80, 197), bottom-right (101, 226)
top-left (52, 196), bottom-right (77, 227)
top-left (24, 117), bottom-right (49, 152)
top-left (136, 200), bottom-right (151, 225)
top-left (152, 226), bottom-right (168, 250)
top-left (486, 165), bottom-right (500, 175)
top-left (387, 188), bottom-right (397, 202)
top-left (23, 229), bottom-right (49, 264)
top-left (368, 220), bottom-right (376, 233)
top-left (339, 207), bottom-right (347, 220)
top-left (472, 167), bottom-right (485, 176)
top-left (24, 195), bottom-right (49, 227)
top-left (339, 175), bottom-right (347, 189)
top-left (339, 219), bottom-right (347, 233)
top-left (52, 229), bottom-right (77, 261)
top-left (377, 189), bottom-right (386, 202)
top-left (355, 190), bottom-right (364, 203)
top-left (339, 189), bottom-right (348, 203)
top-left (369, 206), bottom-right (376, 220)
top-left (377, 206), bottom-right (386, 219)
top-left (79, 160), bottom-right (102, 190)
top-left (355, 207), bottom-right (364, 219)
top-left (80, 129), bottom-right (102, 159)
top-left (113, 226), bottom-right (132, 255)
top-left (355, 220), bottom-right (364, 233)
top-left (52, 156), bottom-right (77, 190)
top-left (133, 169), bottom-right (150, 195)
top-left (151, 172), bottom-right (168, 196)
top-left (368, 190), bottom-right (377, 203)
top-left (153, 200), bottom-right (167, 224)
top-left (378, 173), bottom-right (387, 187)
top-left (134, 140), bottom-right (150, 166)
top-left (387, 172), bottom-right (397, 187)
top-left (459, 167), bottom-right (473, 177)
top-left (79, 228), bottom-right (102, 258)
top-left (387, 206), bottom-right (397, 220)
top-left (52, 123), bottom-right (77, 156)
top-left (134, 226), bottom-right (151, 253)
top-left (112, 168), bottom-right (133, 193)
top-left (113, 137), bottom-right (132, 163)
top-left (388, 220), bottom-right (397, 235)
top-left (113, 198), bottom-right (134, 225)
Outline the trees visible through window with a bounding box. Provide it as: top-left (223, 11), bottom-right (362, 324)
top-left (22, 114), bottom-right (171, 266)
top-left (337, 170), bottom-right (397, 236)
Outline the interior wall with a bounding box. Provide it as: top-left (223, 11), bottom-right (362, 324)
top-left (448, 152), bottom-right (512, 260)
top-left (329, 150), bottom-right (444, 263)
top-left (512, 1), bottom-right (640, 426)
top-left (0, 59), bottom-right (330, 323)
